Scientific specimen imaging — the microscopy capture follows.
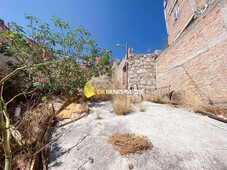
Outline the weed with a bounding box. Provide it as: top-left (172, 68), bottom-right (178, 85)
top-left (112, 94), bottom-right (132, 115)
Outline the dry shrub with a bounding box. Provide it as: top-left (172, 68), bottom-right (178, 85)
top-left (90, 77), bottom-right (126, 102)
top-left (90, 75), bottom-right (112, 101)
top-left (6, 97), bottom-right (59, 169)
top-left (130, 95), bottom-right (146, 112)
top-left (19, 102), bottom-right (53, 145)
top-left (112, 94), bottom-right (132, 115)
top-left (108, 133), bottom-right (151, 155)
top-left (143, 92), bottom-right (170, 104)
top-left (130, 95), bottom-right (142, 104)
top-left (11, 153), bottom-right (32, 170)
top-left (90, 93), bottom-right (111, 102)
top-left (181, 92), bottom-right (227, 118)
top-left (109, 81), bottom-right (122, 90)
top-left (138, 102), bottom-right (146, 112)
top-left (91, 81), bottom-right (122, 102)
top-left (109, 80), bottom-right (134, 115)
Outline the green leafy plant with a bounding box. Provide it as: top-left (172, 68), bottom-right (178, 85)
top-left (0, 14), bottom-right (112, 169)
top-left (1, 14), bottom-right (112, 96)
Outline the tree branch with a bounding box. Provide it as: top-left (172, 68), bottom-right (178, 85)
top-left (0, 59), bottom-right (64, 85)
top-left (0, 83), bottom-right (4, 101)
top-left (6, 89), bottom-right (37, 106)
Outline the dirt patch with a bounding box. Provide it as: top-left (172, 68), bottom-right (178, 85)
top-left (108, 133), bottom-right (152, 155)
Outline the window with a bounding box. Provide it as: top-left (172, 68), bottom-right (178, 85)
top-left (164, 0), bottom-right (168, 8)
top-left (172, 3), bottom-right (180, 23)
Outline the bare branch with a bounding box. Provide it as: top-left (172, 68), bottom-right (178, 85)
top-left (6, 88), bottom-right (37, 106)
top-left (0, 82), bottom-right (4, 101)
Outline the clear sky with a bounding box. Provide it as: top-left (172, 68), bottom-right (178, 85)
top-left (0, 0), bottom-right (167, 60)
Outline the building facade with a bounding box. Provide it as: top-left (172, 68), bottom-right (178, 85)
top-left (157, 0), bottom-right (227, 104)
top-left (115, 0), bottom-right (227, 104)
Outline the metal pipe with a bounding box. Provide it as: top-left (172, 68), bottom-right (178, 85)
top-left (125, 42), bottom-right (128, 89)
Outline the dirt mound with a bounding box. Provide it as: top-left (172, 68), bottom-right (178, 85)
top-left (108, 133), bottom-right (152, 155)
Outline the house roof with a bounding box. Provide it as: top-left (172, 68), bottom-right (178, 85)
top-left (0, 19), bottom-right (9, 30)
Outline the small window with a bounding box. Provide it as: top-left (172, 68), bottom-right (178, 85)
top-left (172, 3), bottom-right (180, 23)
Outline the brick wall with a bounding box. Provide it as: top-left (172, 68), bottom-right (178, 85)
top-left (195, 0), bottom-right (209, 11)
top-left (157, 0), bottom-right (227, 104)
top-left (165, 0), bottom-right (195, 44)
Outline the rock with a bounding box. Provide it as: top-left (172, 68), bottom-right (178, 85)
top-left (128, 164), bottom-right (134, 169)
top-left (49, 101), bottom-right (227, 170)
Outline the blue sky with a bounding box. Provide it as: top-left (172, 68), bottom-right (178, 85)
top-left (0, 0), bottom-right (167, 60)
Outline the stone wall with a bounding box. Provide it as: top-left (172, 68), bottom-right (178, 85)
top-left (157, 0), bottom-right (227, 104)
top-left (128, 54), bottom-right (156, 91)
top-left (114, 53), bottom-right (157, 91)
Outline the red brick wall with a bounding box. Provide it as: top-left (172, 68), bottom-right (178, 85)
top-left (195, 0), bottom-right (208, 11)
top-left (165, 0), bottom-right (194, 44)
top-left (157, 0), bottom-right (227, 104)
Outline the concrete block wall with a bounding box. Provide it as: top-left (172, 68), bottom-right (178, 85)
top-left (157, 0), bottom-right (227, 104)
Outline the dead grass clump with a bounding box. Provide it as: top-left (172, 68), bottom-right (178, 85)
top-left (130, 95), bottom-right (146, 111)
top-left (109, 81), bottom-right (123, 90)
top-left (130, 95), bottom-right (142, 104)
top-left (108, 133), bottom-right (151, 155)
top-left (90, 75), bottom-right (112, 102)
top-left (138, 102), bottom-right (146, 112)
top-left (112, 94), bottom-right (132, 115)
top-left (90, 93), bottom-right (111, 102)
top-left (143, 93), bottom-right (170, 104)
top-left (181, 92), bottom-right (227, 118)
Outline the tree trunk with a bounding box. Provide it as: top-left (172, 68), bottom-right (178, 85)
top-left (0, 102), bottom-right (12, 170)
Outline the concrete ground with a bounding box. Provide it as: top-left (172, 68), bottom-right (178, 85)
top-left (48, 101), bottom-right (227, 170)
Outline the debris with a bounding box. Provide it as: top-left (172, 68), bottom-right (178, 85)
top-left (108, 133), bottom-right (152, 155)
top-left (95, 109), bottom-right (102, 120)
top-left (88, 157), bottom-right (94, 163)
top-left (14, 104), bottom-right (21, 118)
top-left (128, 164), bottom-right (134, 169)
top-left (56, 102), bottom-right (89, 120)
top-left (10, 126), bottom-right (24, 146)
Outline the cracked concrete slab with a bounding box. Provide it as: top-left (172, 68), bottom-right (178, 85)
top-left (48, 101), bottom-right (227, 170)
